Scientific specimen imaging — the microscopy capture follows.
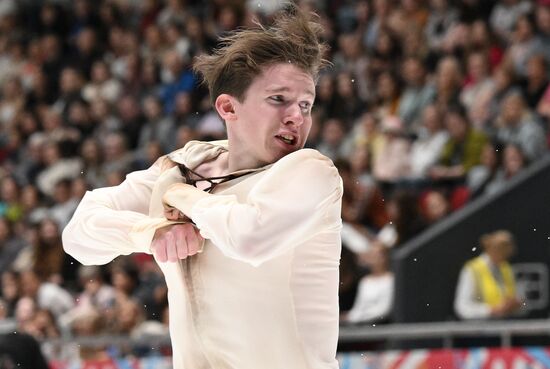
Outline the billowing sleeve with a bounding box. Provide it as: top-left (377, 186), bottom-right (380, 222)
top-left (163, 149), bottom-right (343, 267)
top-left (62, 158), bottom-right (172, 265)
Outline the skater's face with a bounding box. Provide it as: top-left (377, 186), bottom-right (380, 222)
top-left (216, 63), bottom-right (315, 170)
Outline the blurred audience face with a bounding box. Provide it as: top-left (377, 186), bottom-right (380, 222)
top-left (60, 68), bottom-right (83, 95)
top-left (117, 96), bottom-right (140, 122)
top-left (103, 133), bottom-right (127, 160)
top-left (15, 296), bottom-right (36, 324)
top-left (537, 5), bottom-right (550, 34)
top-left (480, 142), bottom-right (499, 169)
top-left (470, 20), bottom-right (491, 47)
top-left (53, 180), bottom-right (71, 203)
top-left (482, 230), bottom-right (515, 264)
top-left (350, 146), bottom-right (370, 174)
top-left (501, 92), bottom-right (525, 124)
top-left (336, 72), bottom-right (355, 98)
top-left (445, 111), bottom-right (468, 140)
top-left (72, 177), bottom-right (88, 199)
top-left (493, 65), bottom-right (514, 92)
top-left (422, 105), bottom-right (442, 133)
top-left (436, 57), bottom-right (462, 90)
top-left (1, 177), bottom-right (19, 203)
top-left (322, 119), bottom-right (345, 147)
top-left (143, 96), bottom-right (163, 120)
top-left (424, 191), bottom-right (449, 223)
top-left (1, 271), bottom-right (19, 302)
top-left (526, 55), bottom-right (547, 82)
top-left (514, 15), bottom-right (535, 42)
top-left (76, 28), bottom-right (97, 54)
top-left (503, 144), bottom-right (525, 177)
top-left (81, 138), bottom-right (101, 164)
top-left (0, 218), bottom-right (10, 241)
top-left (91, 61), bottom-right (111, 83)
top-left (467, 52), bottom-right (489, 82)
top-left (402, 58), bottom-right (425, 86)
top-left (39, 218), bottom-right (60, 245)
top-left (20, 271), bottom-right (40, 298)
top-left (317, 74), bottom-right (334, 102)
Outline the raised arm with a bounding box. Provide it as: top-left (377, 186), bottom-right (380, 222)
top-left (62, 158), bottom-right (167, 265)
top-left (163, 149), bottom-right (343, 267)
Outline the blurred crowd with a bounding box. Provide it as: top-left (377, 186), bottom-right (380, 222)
top-left (0, 0), bottom-right (550, 362)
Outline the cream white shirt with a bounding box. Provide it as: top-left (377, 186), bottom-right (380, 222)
top-left (63, 140), bottom-right (343, 369)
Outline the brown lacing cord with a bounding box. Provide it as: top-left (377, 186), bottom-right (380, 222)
top-left (178, 164), bottom-right (255, 193)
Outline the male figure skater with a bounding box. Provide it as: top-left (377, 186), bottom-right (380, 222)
top-left (63, 8), bottom-right (343, 369)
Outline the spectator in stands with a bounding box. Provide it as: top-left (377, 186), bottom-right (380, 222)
top-left (1, 270), bottom-right (19, 318)
top-left (434, 56), bottom-right (463, 110)
top-left (316, 117), bottom-right (348, 161)
top-left (32, 218), bottom-right (77, 285)
top-left (82, 60), bottom-right (122, 104)
top-left (338, 156), bottom-right (388, 234)
top-left (333, 71), bottom-right (364, 122)
top-left (73, 265), bottom-right (115, 315)
top-left (536, 1), bottom-right (550, 61)
top-left (490, 0), bottom-right (532, 43)
top-left (138, 94), bottom-right (177, 154)
top-left (342, 244), bottom-right (394, 324)
top-left (314, 74), bottom-right (337, 118)
top-left (422, 189), bottom-right (451, 225)
top-left (495, 90), bottom-right (546, 161)
top-left (332, 33), bottom-right (370, 103)
top-left (345, 112), bottom-right (383, 155)
top-left (110, 259), bottom-right (140, 301)
top-left (70, 306), bottom-right (116, 366)
top-left (461, 51), bottom-right (495, 123)
top-left (429, 105), bottom-right (487, 185)
top-left (519, 54), bottom-right (549, 109)
top-left (0, 176), bottom-right (23, 222)
top-left (372, 116), bottom-right (410, 185)
top-left (49, 178), bottom-right (79, 229)
top-left (19, 269), bottom-right (74, 323)
top-left (79, 137), bottom-right (105, 189)
top-left (467, 141), bottom-right (503, 198)
top-left (508, 13), bottom-right (544, 74)
top-left (484, 143), bottom-right (527, 195)
top-left (467, 19), bottom-right (504, 70)
top-left (398, 56), bottom-right (435, 130)
top-left (479, 64), bottom-right (517, 130)
top-left (0, 218), bottom-right (25, 273)
top-left (100, 132), bottom-right (135, 175)
top-left (35, 140), bottom-right (83, 198)
top-left (407, 104), bottom-right (449, 181)
top-left (377, 190), bottom-right (425, 248)
top-left (373, 71), bottom-right (402, 120)
top-left (425, 0), bottom-right (459, 52)
top-left (454, 230), bottom-right (522, 320)
top-left (369, 27), bottom-right (401, 78)
top-left (115, 95), bottom-right (145, 149)
top-left (159, 49), bottom-right (196, 113)
top-left (0, 77), bottom-right (25, 129)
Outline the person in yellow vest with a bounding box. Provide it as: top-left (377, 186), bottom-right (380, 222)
top-left (454, 230), bottom-right (522, 319)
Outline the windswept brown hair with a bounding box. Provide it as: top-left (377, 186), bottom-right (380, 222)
top-left (193, 5), bottom-right (329, 105)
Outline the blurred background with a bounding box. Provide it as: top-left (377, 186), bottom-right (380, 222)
top-left (0, 0), bottom-right (550, 368)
